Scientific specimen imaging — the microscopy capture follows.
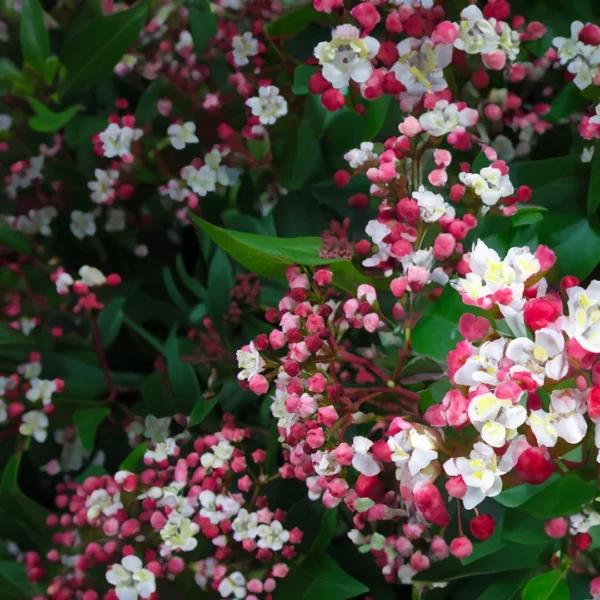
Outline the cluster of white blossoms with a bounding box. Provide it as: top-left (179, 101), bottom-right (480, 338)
top-left (6, 156), bottom-right (44, 199)
top-left (106, 555), bottom-right (156, 600)
top-left (413, 186), bottom-right (455, 223)
top-left (231, 32), bottom-right (259, 67)
top-left (419, 100), bottom-right (479, 138)
top-left (167, 121), bottom-right (199, 150)
top-left (99, 122), bottom-right (143, 159)
top-left (344, 142), bottom-right (378, 169)
top-left (88, 168), bottom-right (119, 204)
top-left (314, 24), bottom-right (380, 89)
top-left (86, 488), bottom-right (123, 521)
top-left (387, 428), bottom-right (439, 482)
top-left (561, 281), bottom-right (600, 353)
top-left (454, 6), bottom-right (520, 66)
top-left (237, 341), bottom-right (266, 381)
top-left (245, 85), bottom-right (288, 126)
top-left (5, 206), bottom-right (57, 236)
top-left (553, 21), bottom-right (600, 89)
top-left (70, 210), bottom-right (97, 240)
top-left (459, 165), bottom-right (514, 207)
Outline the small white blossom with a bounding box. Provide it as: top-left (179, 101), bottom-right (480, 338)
top-left (412, 186), bottom-right (455, 222)
top-left (237, 341), bottom-right (266, 381)
top-left (88, 168), bottom-right (119, 204)
top-left (160, 510), bottom-right (200, 554)
top-left (70, 211), bottom-right (96, 240)
top-left (352, 436), bottom-right (381, 476)
top-left (167, 122), bottom-right (199, 150)
top-left (245, 86), bottom-right (288, 125)
top-left (106, 555), bottom-right (156, 600)
top-left (25, 378), bottom-right (57, 405)
top-left (231, 509), bottom-right (259, 542)
top-left (86, 489), bottom-right (123, 521)
top-left (78, 266), bottom-right (107, 287)
top-left (232, 32), bottom-right (259, 67)
top-left (19, 410), bottom-right (49, 442)
top-left (218, 571), bottom-right (247, 599)
top-left (181, 163), bottom-right (217, 197)
top-left (256, 520), bottom-right (290, 551)
top-left (419, 100), bottom-right (478, 137)
top-left (99, 123), bottom-right (142, 158)
top-left (459, 166), bottom-right (514, 206)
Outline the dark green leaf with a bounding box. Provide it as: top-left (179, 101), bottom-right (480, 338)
top-left (59, 4), bottom-right (147, 96)
top-left (165, 331), bottom-right (201, 414)
top-left (364, 96), bottom-right (391, 140)
top-left (477, 570), bottom-right (532, 599)
top-left (0, 222), bottom-right (33, 254)
top-left (265, 6), bottom-right (320, 36)
top-left (20, 0), bottom-right (51, 73)
top-left (120, 442), bottom-right (148, 473)
top-left (281, 117), bottom-right (321, 191)
top-left (188, 0), bottom-right (217, 54)
top-left (522, 570), bottom-right (569, 600)
top-left (98, 296), bottom-right (126, 348)
top-left (0, 561), bottom-right (36, 598)
top-left (135, 79), bottom-right (163, 125)
top-left (26, 98), bottom-right (82, 133)
top-left (518, 474), bottom-right (597, 519)
top-left (74, 406), bottom-right (110, 451)
top-left (274, 553), bottom-right (369, 600)
top-left (206, 249), bottom-right (234, 325)
top-left (162, 267), bottom-right (192, 313)
top-left (293, 64), bottom-right (317, 95)
top-left (546, 82), bottom-right (589, 123)
top-left (141, 371), bottom-right (173, 417)
top-left (189, 380), bottom-right (238, 426)
top-left (502, 509), bottom-right (549, 545)
top-left (310, 507), bottom-right (338, 553)
top-left (495, 474), bottom-right (559, 508)
top-left (588, 140), bottom-right (600, 215)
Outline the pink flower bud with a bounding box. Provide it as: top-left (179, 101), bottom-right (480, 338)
top-left (433, 233), bottom-right (456, 261)
top-left (398, 116), bottom-right (423, 138)
top-left (308, 373), bottom-right (327, 393)
top-left (249, 374), bottom-right (269, 395)
top-left (545, 518), bottom-right (568, 538)
top-left (318, 405), bottom-right (339, 427)
top-left (431, 21), bottom-right (459, 44)
top-left (445, 475), bottom-right (467, 498)
top-left (482, 50), bottom-right (506, 70)
top-left (306, 427), bottom-right (325, 449)
top-left (458, 313), bottom-right (489, 341)
top-left (334, 442), bottom-right (354, 466)
top-left (430, 536), bottom-right (449, 559)
top-left (450, 536), bottom-right (473, 559)
top-left (470, 514), bottom-right (496, 541)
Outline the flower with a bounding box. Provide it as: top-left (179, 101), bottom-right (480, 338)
top-left (314, 24), bottom-right (380, 89)
top-left (86, 489), bottom-right (123, 521)
top-left (232, 32), bottom-right (259, 67)
top-left (70, 211), bottom-right (96, 240)
top-left (237, 341), bottom-right (266, 381)
top-left (245, 86), bottom-right (288, 125)
top-left (256, 520), bottom-right (290, 551)
top-left (106, 555), bottom-right (156, 600)
top-left (467, 392), bottom-right (526, 447)
top-left (25, 378), bottom-right (57, 405)
top-left (168, 122), bottom-right (199, 150)
top-left (199, 490), bottom-right (241, 524)
top-left (19, 410), bottom-right (49, 442)
top-left (88, 168), bottom-right (118, 204)
top-left (412, 186), bottom-right (455, 222)
top-left (218, 571), bottom-right (247, 599)
top-left (99, 123), bottom-right (142, 158)
top-left (344, 142), bottom-right (377, 168)
top-left (562, 281), bottom-right (600, 353)
top-left (459, 166), bottom-right (514, 206)
top-left (454, 6), bottom-right (500, 55)
top-left (387, 428), bottom-right (438, 477)
top-left (231, 509), bottom-right (259, 541)
top-left (181, 163), bottom-right (217, 196)
top-left (78, 266), bottom-right (107, 287)
top-left (444, 441), bottom-right (515, 509)
top-left (419, 101), bottom-right (478, 137)
top-left (160, 511), bottom-right (200, 554)
top-left (453, 338), bottom-right (506, 388)
top-left (352, 436), bottom-right (381, 476)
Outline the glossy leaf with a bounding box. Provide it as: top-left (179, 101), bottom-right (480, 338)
top-left (26, 98), bottom-right (82, 133)
top-left (189, 380), bottom-right (238, 426)
top-left (20, 0), bottom-right (50, 73)
top-left (522, 570), bottom-right (569, 600)
top-left (59, 5), bottom-right (147, 96)
top-left (588, 140), bottom-right (600, 215)
top-left (281, 117), bottom-right (321, 191)
top-left (74, 406), bottom-right (110, 451)
top-left (0, 222), bottom-right (33, 255)
top-left (265, 6), bottom-right (320, 36)
top-left (165, 332), bottom-right (201, 414)
top-left (188, 0), bottom-right (217, 54)
top-left (206, 249), bottom-right (234, 324)
top-left (120, 443), bottom-right (148, 473)
top-left (364, 96), bottom-right (391, 140)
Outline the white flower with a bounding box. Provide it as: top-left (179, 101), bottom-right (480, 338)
top-left (99, 123), bottom-right (142, 158)
top-left (467, 392), bottom-right (526, 447)
top-left (231, 509), bottom-right (259, 542)
top-left (160, 511), bottom-right (200, 554)
top-left (582, 147), bottom-right (595, 163)
top-left (444, 441), bottom-right (514, 509)
top-left (78, 266), bottom-right (107, 287)
top-left (194, 558), bottom-right (217, 590)
top-left (19, 317), bottom-right (38, 336)
top-left (237, 341), bottom-right (266, 380)
top-left (86, 489), bottom-right (123, 521)
top-left (362, 219), bottom-right (392, 268)
top-left (459, 166), bottom-right (514, 206)
top-left (106, 208), bottom-right (127, 232)
top-left (419, 100), bottom-right (478, 137)
top-left (506, 329), bottom-right (568, 386)
top-left (70, 211), bottom-right (96, 240)
top-left (167, 122), bottom-right (199, 150)
top-left (454, 338), bottom-right (506, 388)
top-left (181, 163), bottom-right (217, 197)
top-left (201, 440), bottom-right (235, 470)
top-left (344, 142), bottom-right (377, 168)
top-left (25, 378), bottom-right (57, 405)
top-left (590, 104), bottom-right (600, 126)
top-left (528, 389), bottom-right (587, 447)
top-left (387, 428), bottom-right (438, 477)
top-left (454, 6), bottom-right (500, 55)
top-left (245, 86), bottom-right (288, 125)
top-left (55, 271), bottom-right (74, 295)
top-left (88, 168), bottom-right (118, 204)
top-left (553, 21), bottom-right (585, 65)
top-left (312, 450), bottom-right (341, 477)
top-left (199, 490), bottom-right (241, 524)
top-left (106, 555), bottom-right (156, 600)
top-left (232, 32), bottom-right (259, 67)
top-left (412, 186), bottom-right (455, 222)
top-left (0, 399), bottom-right (6, 424)
top-left (314, 24), bottom-right (380, 90)
top-left (218, 571), bottom-right (247, 599)
top-left (144, 438), bottom-right (177, 463)
top-left (562, 281), bottom-right (600, 353)
top-left (256, 520), bottom-right (290, 551)
top-left (175, 30), bottom-right (193, 54)
top-left (352, 436), bottom-right (381, 476)
top-left (19, 410), bottom-right (48, 442)
top-left (18, 360), bottom-right (41, 380)
top-left (0, 114), bottom-right (12, 131)
top-left (270, 388), bottom-right (299, 434)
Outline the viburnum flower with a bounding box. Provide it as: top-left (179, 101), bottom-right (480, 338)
top-left (344, 142), bottom-right (377, 168)
top-left (256, 520), bottom-right (290, 551)
top-left (86, 488), bottom-right (123, 521)
top-left (245, 86), bottom-right (288, 125)
top-left (231, 32), bottom-right (259, 67)
top-left (70, 210), bottom-right (97, 240)
top-left (78, 265), bottom-right (107, 286)
top-left (218, 571), bottom-right (247, 599)
top-left (553, 21), bottom-right (586, 65)
top-left (453, 338), bottom-right (506, 388)
top-left (160, 511), bottom-right (200, 554)
top-left (167, 121), bottom-right (199, 150)
top-left (314, 24), bottom-right (380, 89)
top-left (388, 428), bottom-right (438, 478)
top-left (527, 389), bottom-right (588, 447)
top-left (412, 186), bottom-right (455, 223)
top-left (459, 166), bottom-right (514, 207)
top-left (98, 122), bottom-right (142, 158)
top-left (454, 6), bottom-right (500, 55)
top-left (106, 555), bottom-right (156, 600)
top-left (88, 168), bottom-right (119, 204)
top-left (352, 435), bottom-right (381, 476)
top-left (231, 508), bottom-right (259, 542)
top-left (237, 341), bottom-right (266, 380)
top-left (25, 378), bottom-right (57, 405)
top-left (18, 410), bottom-right (49, 442)
top-left (561, 281), bottom-right (600, 353)
top-left (444, 440), bottom-right (516, 509)
top-left (467, 391), bottom-right (526, 447)
top-left (181, 163), bottom-right (217, 197)
top-left (419, 100), bottom-right (478, 137)
top-left (505, 329), bottom-right (568, 385)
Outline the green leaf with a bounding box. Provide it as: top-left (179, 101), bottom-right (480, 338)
top-left (495, 474), bottom-right (559, 508)
top-left (188, 0), bottom-right (217, 54)
top-left (162, 267), bottom-right (192, 314)
top-left (120, 442), bottom-right (148, 473)
top-left (522, 570), bottom-right (569, 600)
top-left (518, 474), bottom-right (598, 519)
top-left (281, 117), bottom-right (321, 191)
top-left (59, 4), bottom-right (147, 96)
top-left (165, 331), bottom-right (201, 414)
top-left (293, 64), bottom-right (317, 95)
top-left (274, 553), bottom-right (369, 600)
top-left (206, 249), bottom-right (234, 325)
top-left (0, 561), bottom-right (36, 599)
top-left (98, 296), bottom-right (126, 348)
top-left (0, 222), bottom-right (33, 254)
top-left (545, 82), bottom-right (589, 124)
top-left (310, 508), bottom-right (337, 553)
top-left (587, 140), bottom-right (600, 215)
top-left (141, 371), bottom-right (173, 417)
top-left (20, 0), bottom-right (51, 73)
top-left (189, 380), bottom-right (237, 426)
top-left (122, 314), bottom-right (166, 356)
top-left (364, 96), bottom-right (391, 140)
top-left (74, 406), bottom-right (110, 451)
top-left (265, 6), bottom-right (320, 36)
top-left (477, 570), bottom-right (532, 599)
top-left (134, 78), bottom-right (163, 125)
top-left (412, 286), bottom-right (489, 362)
top-left (26, 97), bottom-right (82, 133)
top-left (502, 509), bottom-right (549, 546)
